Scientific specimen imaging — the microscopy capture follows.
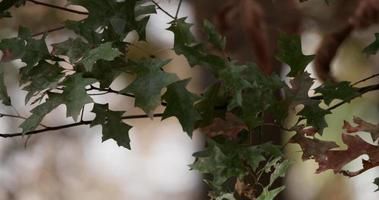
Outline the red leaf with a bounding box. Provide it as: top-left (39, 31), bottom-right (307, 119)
top-left (289, 127), bottom-right (338, 160)
top-left (202, 112), bottom-right (247, 139)
top-left (343, 117), bottom-right (379, 142)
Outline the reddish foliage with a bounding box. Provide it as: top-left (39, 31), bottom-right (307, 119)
top-left (202, 112), bottom-right (248, 139)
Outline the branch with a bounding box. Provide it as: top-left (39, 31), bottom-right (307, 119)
top-left (151, 0), bottom-right (175, 19)
top-left (32, 26), bottom-right (65, 37)
top-left (0, 113), bottom-right (163, 138)
top-left (27, 0), bottom-right (89, 15)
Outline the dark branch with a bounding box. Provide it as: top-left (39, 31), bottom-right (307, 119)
top-left (27, 0), bottom-right (89, 15)
top-left (151, 0), bottom-right (175, 19)
top-left (32, 26), bottom-right (65, 37)
top-left (0, 113), bottom-right (163, 138)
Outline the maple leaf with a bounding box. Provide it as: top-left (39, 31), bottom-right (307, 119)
top-left (298, 103), bottom-right (331, 134)
top-left (289, 129), bottom-right (338, 160)
top-left (22, 61), bottom-right (64, 104)
top-left (202, 112), bottom-right (247, 139)
top-left (121, 59), bottom-right (178, 116)
top-left (203, 20), bottom-right (226, 51)
top-left (343, 117), bottom-right (379, 142)
top-left (162, 79), bottom-right (201, 136)
top-left (277, 33), bottom-right (315, 77)
top-left (315, 134), bottom-right (377, 173)
top-left (91, 103), bottom-right (132, 149)
top-left (52, 38), bottom-right (90, 63)
top-left (60, 74), bottom-right (96, 121)
top-left (285, 72), bottom-right (316, 106)
top-left (78, 42), bottom-right (122, 71)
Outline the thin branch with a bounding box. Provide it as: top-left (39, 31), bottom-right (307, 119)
top-left (0, 113), bottom-right (48, 128)
top-left (27, 0), bottom-right (89, 15)
top-left (151, 0), bottom-right (175, 20)
top-left (0, 113), bottom-right (163, 138)
top-left (175, 0), bottom-right (183, 19)
top-left (32, 26), bottom-right (65, 37)
top-left (352, 73), bottom-right (379, 86)
top-left (88, 85), bottom-right (135, 98)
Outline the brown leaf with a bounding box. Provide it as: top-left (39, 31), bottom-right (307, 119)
top-left (201, 112), bottom-right (248, 139)
top-left (315, 134), bottom-right (377, 173)
top-left (289, 127), bottom-right (338, 160)
top-left (1, 49), bottom-right (14, 62)
top-left (343, 117), bottom-right (379, 142)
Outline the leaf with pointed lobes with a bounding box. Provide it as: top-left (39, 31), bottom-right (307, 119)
top-left (315, 81), bottom-right (359, 105)
top-left (201, 112), bottom-right (247, 139)
top-left (61, 74), bottom-right (96, 121)
top-left (162, 79), bottom-right (201, 136)
top-left (78, 42), bottom-right (122, 71)
top-left (285, 72), bottom-right (316, 107)
top-left (289, 129), bottom-right (338, 161)
top-left (121, 59), bottom-right (178, 116)
top-left (343, 117), bottom-right (379, 142)
top-left (91, 103), bottom-right (132, 149)
top-left (277, 33), bottom-right (315, 77)
top-left (315, 134), bottom-right (378, 174)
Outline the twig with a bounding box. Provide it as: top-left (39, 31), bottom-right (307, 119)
top-left (32, 26), bottom-right (65, 37)
top-left (175, 0), bottom-right (183, 19)
top-left (27, 0), bottom-right (88, 15)
top-left (0, 113), bottom-right (163, 138)
top-left (352, 73), bottom-right (379, 86)
top-left (151, 0), bottom-right (175, 19)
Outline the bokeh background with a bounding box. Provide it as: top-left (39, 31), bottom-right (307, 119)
top-left (0, 0), bottom-right (378, 200)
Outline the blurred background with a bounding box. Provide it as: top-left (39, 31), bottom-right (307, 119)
top-left (0, 0), bottom-right (378, 200)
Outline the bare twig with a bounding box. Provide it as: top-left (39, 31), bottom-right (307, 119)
top-left (27, 0), bottom-right (89, 15)
top-left (32, 26), bottom-right (65, 37)
top-left (151, 0), bottom-right (175, 19)
top-left (0, 113), bottom-right (163, 138)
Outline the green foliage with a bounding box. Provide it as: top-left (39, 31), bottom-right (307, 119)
top-left (0, 0), bottom-right (378, 199)
top-left (363, 33), bottom-right (379, 55)
top-left (277, 33), bottom-right (315, 77)
top-left (91, 104), bottom-right (132, 149)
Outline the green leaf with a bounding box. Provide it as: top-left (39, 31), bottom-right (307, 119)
top-left (269, 160), bottom-right (290, 186)
top-left (277, 33), bottom-right (314, 77)
top-left (256, 186), bottom-right (285, 200)
top-left (61, 73), bottom-right (96, 121)
top-left (79, 42), bottom-right (122, 71)
top-left (122, 59), bottom-right (178, 116)
top-left (84, 58), bottom-right (126, 88)
top-left (162, 79), bottom-right (201, 136)
top-left (20, 93), bottom-right (64, 133)
top-left (363, 33), bottom-right (379, 56)
top-left (374, 177), bottom-right (379, 192)
top-left (315, 81), bottom-right (359, 105)
top-left (203, 20), bottom-right (226, 50)
top-left (91, 103), bottom-right (132, 149)
top-left (0, 64), bottom-right (11, 105)
top-left (298, 103), bottom-right (331, 134)
top-left (52, 38), bottom-right (90, 63)
top-left (219, 62), bottom-right (252, 110)
top-left (22, 61), bottom-right (64, 104)
top-left (168, 17), bottom-right (196, 47)
top-left (195, 83), bottom-right (227, 127)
